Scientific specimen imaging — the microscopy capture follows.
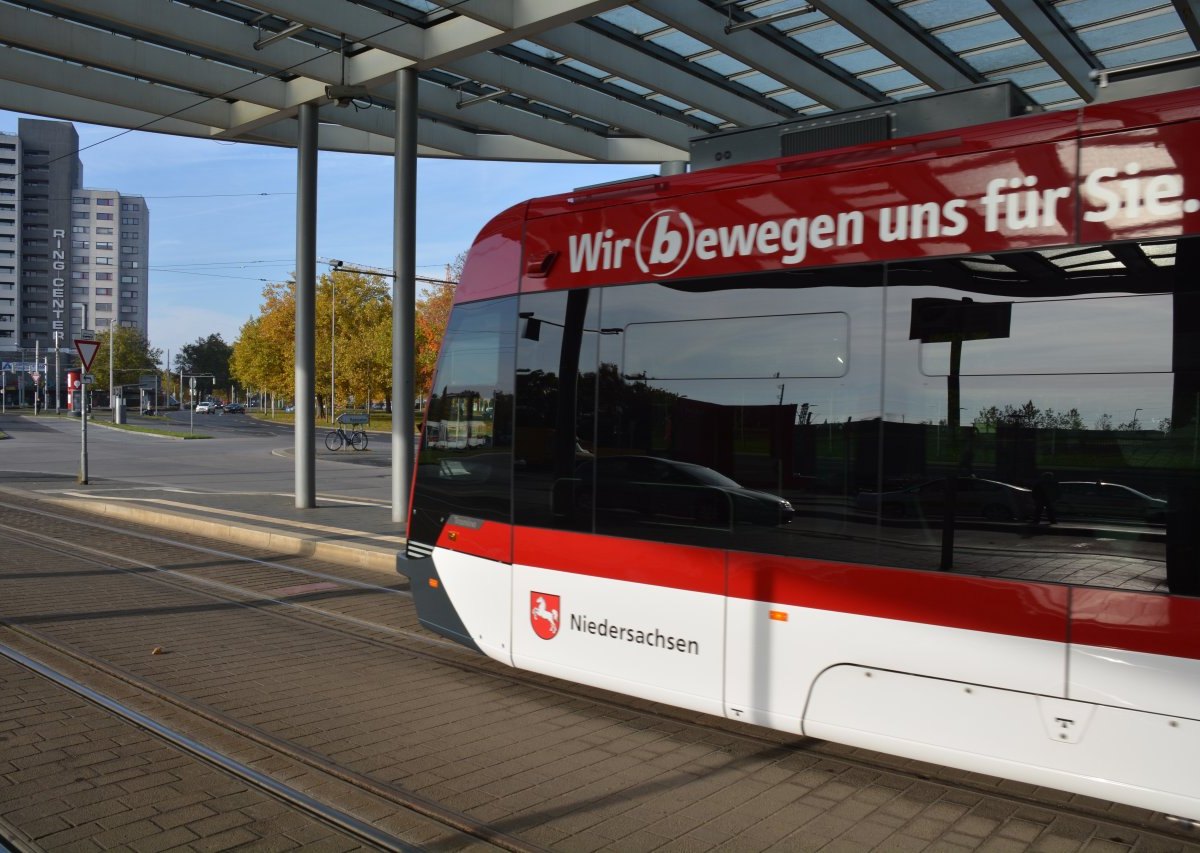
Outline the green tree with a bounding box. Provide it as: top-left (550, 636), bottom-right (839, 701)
top-left (176, 333), bottom-right (233, 397)
top-left (94, 327), bottom-right (163, 395)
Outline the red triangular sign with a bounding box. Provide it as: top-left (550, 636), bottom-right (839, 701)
top-left (75, 339), bottom-right (100, 372)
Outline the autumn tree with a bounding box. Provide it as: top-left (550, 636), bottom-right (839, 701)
top-left (230, 251), bottom-right (461, 417)
top-left (230, 279), bottom-right (296, 403)
top-left (317, 270), bottom-right (391, 415)
top-left (413, 252), bottom-right (462, 405)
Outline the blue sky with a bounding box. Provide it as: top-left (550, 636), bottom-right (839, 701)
top-left (1, 110), bottom-right (649, 364)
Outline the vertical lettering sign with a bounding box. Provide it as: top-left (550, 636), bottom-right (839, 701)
top-left (51, 227), bottom-right (66, 332)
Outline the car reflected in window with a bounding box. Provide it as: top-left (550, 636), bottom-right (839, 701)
top-left (1057, 481), bottom-right (1166, 525)
top-left (856, 476), bottom-right (1034, 522)
top-left (564, 455), bottom-right (795, 529)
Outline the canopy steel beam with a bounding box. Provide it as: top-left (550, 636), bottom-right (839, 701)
top-left (0, 80), bottom-right (228, 141)
top-left (636, 0), bottom-right (878, 110)
top-left (808, 0), bottom-right (977, 91)
top-left (43, 0), bottom-right (652, 160)
top-left (244, 0), bottom-right (697, 147)
top-left (990, 0), bottom-right (1097, 101)
top-left (437, 0), bottom-right (782, 125)
top-left (1176, 0), bottom-right (1200, 48)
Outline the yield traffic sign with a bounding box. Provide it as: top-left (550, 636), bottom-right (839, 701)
top-left (75, 338), bottom-right (101, 372)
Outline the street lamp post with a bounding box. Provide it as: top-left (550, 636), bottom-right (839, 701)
top-left (53, 331), bottom-right (61, 414)
top-left (329, 260), bottom-right (343, 424)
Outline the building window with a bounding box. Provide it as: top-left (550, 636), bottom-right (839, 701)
top-left (96, 242), bottom-right (113, 250)
top-left (72, 196), bottom-right (89, 204)
top-left (72, 240), bottom-right (89, 249)
top-left (96, 257), bottom-right (112, 265)
top-left (71, 287), bottom-right (89, 296)
top-left (96, 198), bottom-right (113, 206)
top-left (95, 303), bottom-right (112, 312)
top-left (96, 213), bottom-right (113, 220)
top-left (120, 231), bottom-right (139, 240)
top-left (0, 330), bottom-right (12, 339)
top-left (120, 276), bottom-right (138, 284)
top-left (120, 305), bottom-right (137, 314)
top-left (120, 290), bottom-right (137, 299)
top-left (120, 246), bottom-right (138, 254)
top-left (71, 256), bottom-right (88, 264)
top-left (96, 318), bottom-right (110, 328)
top-left (95, 273), bottom-right (112, 281)
top-left (121, 218), bottom-right (139, 225)
top-left (121, 202), bottom-right (140, 211)
top-left (120, 261), bottom-right (139, 269)
top-left (71, 271), bottom-right (88, 280)
top-left (72, 226), bottom-right (89, 234)
top-left (72, 211), bottom-right (90, 220)
top-left (96, 227), bottom-right (113, 235)
top-left (95, 287), bottom-right (112, 295)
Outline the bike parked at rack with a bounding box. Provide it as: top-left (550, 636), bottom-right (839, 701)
top-left (325, 412), bottom-right (369, 451)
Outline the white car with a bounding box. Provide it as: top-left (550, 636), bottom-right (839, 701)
top-left (194, 400), bottom-right (216, 413)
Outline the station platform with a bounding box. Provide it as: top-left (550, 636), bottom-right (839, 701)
top-left (0, 473), bottom-right (405, 576)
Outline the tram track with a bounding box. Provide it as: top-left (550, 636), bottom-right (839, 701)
top-left (0, 639), bottom-right (421, 853)
top-left (0, 498), bottom-right (1196, 849)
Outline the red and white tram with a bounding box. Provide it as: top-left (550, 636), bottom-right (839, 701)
top-left (403, 84), bottom-right (1200, 819)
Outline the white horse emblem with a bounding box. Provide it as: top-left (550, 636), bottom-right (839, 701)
top-left (531, 594), bottom-right (559, 637)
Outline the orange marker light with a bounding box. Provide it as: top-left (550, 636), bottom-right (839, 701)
top-left (769, 610), bottom-right (788, 622)
top-left (429, 578), bottom-right (440, 589)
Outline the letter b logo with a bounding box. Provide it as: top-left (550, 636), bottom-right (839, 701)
top-left (636, 210), bottom-right (694, 277)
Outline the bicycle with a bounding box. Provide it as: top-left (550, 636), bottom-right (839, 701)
top-left (324, 425), bottom-right (368, 451)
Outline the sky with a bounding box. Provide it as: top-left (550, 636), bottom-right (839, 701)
top-left (1, 109), bottom-right (650, 366)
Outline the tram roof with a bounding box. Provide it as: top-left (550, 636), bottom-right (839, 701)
top-left (0, 0), bottom-right (1197, 163)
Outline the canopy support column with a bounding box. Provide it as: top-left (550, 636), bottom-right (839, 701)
top-left (295, 101), bottom-right (317, 508)
top-left (393, 68), bottom-right (417, 525)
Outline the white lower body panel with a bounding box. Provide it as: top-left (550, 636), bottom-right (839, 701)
top-left (435, 548), bottom-right (513, 665)
top-left (805, 664), bottom-right (1200, 819)
top-left (510, 563), bottom-right (726, 719)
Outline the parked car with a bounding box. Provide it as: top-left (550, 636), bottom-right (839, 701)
top-left (1056, 481), bottom-right (1167, 524)
top-left (565, 455), bottom-right (795, 527)
top-left (856, 476), bottom-right (1034, 522)
top-left (223, 402), bottom-right (245, 414)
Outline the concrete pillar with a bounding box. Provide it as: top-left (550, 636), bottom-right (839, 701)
top-left (393, 69), bottom-right (417, 526)
top-left (295, 102), bottom-right (317, 508)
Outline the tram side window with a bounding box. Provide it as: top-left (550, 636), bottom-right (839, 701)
top-left (512, 289), bottom-right (600, 531)
top-left (588, 269), bottom-right (885, 555)
top-left (879, 239), bottom-right (1200, 596)
top-left (411, 297), bottom-right (515, 540)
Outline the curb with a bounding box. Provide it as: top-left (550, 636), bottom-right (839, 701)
top-left (26, 492), bottom-right (401, 575)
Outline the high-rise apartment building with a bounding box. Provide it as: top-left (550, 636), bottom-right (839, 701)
top-left (1, 118), bottom-right (149, 359)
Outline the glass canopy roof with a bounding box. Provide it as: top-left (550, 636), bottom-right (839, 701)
top-left (0, 0), bottom-right (1195, 162)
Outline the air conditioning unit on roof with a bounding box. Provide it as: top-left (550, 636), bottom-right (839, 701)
top-left (689, 81), bottom-right (1037, 171)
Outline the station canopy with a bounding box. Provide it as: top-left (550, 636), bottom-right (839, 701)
top-left (0, 0), bottom-right (1198, 163)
